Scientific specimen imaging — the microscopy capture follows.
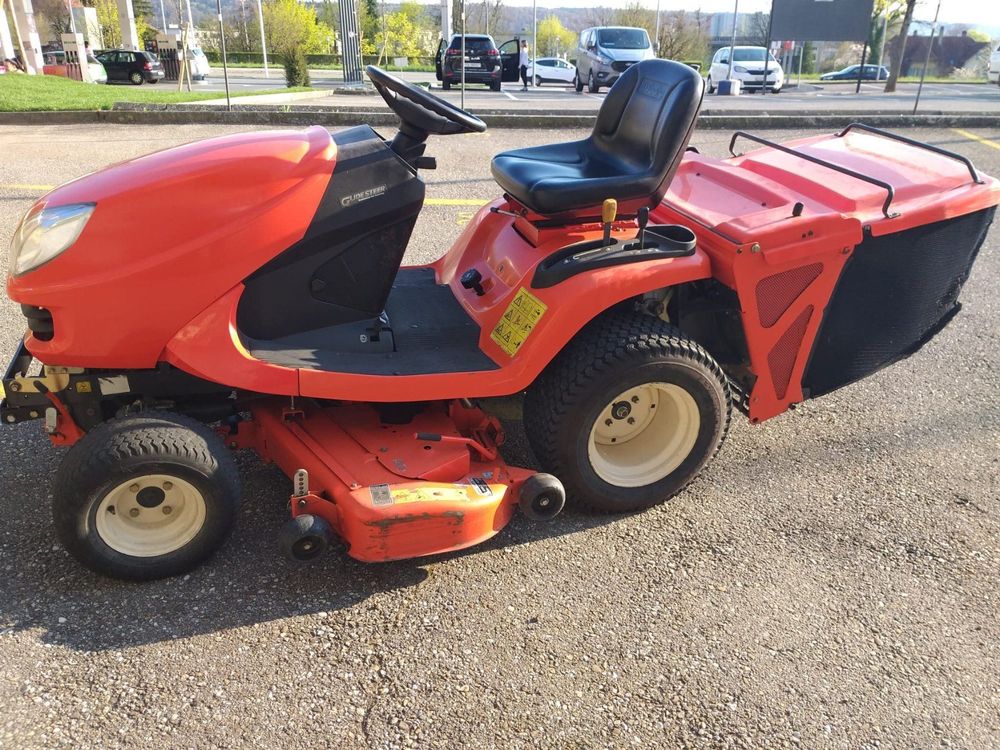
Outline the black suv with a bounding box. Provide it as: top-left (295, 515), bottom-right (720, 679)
top-left (95, 49), bottom-right (164, 85)
top-left (435, 34), bottom-right (520, 91)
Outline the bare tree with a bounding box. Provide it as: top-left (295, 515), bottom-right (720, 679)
top-left (746, 12), bottom-right (770, 48)
top-left (884, 0), bottom-right (916, 92)
top-left (658, 10), bottom-right (708, 62)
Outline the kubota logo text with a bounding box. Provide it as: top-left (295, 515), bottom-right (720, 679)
top-left (341, 185), bottom-right (387, 206)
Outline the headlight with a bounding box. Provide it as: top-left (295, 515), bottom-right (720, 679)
top-left (733, 65), bottom-right (747, 73)
top-left (599, 55), bottom-right (613, 65)
top-left (8, 202), bottom-right (94, 277)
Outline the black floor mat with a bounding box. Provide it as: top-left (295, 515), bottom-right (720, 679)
top-left (246, 268), bottom-right (499, 375)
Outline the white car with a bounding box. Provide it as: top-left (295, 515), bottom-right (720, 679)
top-left (707, 46), bottom-right (784, 94)
top-left (527, 57), bottom-right (577, 87)
top-left (989, 43), bottom-right (999, 85)
top-left (186, 47), bottom-right (211, 81)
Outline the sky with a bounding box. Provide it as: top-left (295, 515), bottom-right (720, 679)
top-left (458, 1), bottom-right (1000, 27)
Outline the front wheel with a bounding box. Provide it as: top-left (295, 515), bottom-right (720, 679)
top-left (524, 312), bottom-right (732, 513)
top-left (574, 70), bottom-right (584, 92)
top-left (588, 71), bottom-right (599, 94)
top-left (53, 411), bottom-right (241, 580)
top-left (534, 75), bottom-right (542, 87)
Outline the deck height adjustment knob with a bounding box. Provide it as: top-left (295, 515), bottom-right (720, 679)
top-left (460, 268), bottom-right (486, 296)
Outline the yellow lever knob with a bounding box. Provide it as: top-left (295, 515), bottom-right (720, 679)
top-left (602, 198), bottom-right (617, 225)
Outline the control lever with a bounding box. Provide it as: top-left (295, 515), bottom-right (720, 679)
top-left (601, 198), bottom-right (617, 246)
top-left (636, 206), bottom-right (649, 248)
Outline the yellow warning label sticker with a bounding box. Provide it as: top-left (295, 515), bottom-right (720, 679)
top-left (490, 287), bottom-right (548, 357)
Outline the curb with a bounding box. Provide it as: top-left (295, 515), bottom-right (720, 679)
top-left (1, 108), bottom-right (998, 130)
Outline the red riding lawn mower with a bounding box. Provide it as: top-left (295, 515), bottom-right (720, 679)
top-left (3, 62), bottom-right (998, 580)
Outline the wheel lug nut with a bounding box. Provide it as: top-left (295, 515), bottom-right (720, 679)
top-left (162, 506), bottom-right (173, 515)
top-left (129, 483), bottom-right (140, 493)
top-left (129, 508), bottom-right (140, 517)
top-left (631, 396), bottom-right (639, 403)
top-left (605, 419), bottom-right (613, 426)
top-left (162, 481), bottom-right (173, 491)
top-left (627, 417), bottom-right (635, 425)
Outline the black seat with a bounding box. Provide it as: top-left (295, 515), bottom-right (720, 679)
top-left (490, 59), bottom-right (704, 216)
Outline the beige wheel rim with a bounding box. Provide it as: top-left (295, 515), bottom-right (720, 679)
top-left (95, 474), bottom-right (206, 557)
top-left (587, 383), bottom-right (701, 487)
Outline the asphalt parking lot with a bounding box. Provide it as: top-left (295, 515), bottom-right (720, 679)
top-left (0, 123), bottom-right (998, 749)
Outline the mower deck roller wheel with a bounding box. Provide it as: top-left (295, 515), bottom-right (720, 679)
top-left (278, 514), bottom-right (335, 561)
top-left (52, 411), bottom-right (241, 581)
top-left (518, 473), bottom-right (566, 521)
top-left (524, 311), bottom-right (732, 513)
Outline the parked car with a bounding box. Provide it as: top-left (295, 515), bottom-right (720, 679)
top-left (989, 43), bottom-right (999, 85)
top-left (434, 34), bottom-right (520, 91)
top-left (42, 50), bottom-right (108, 84)
top-left (575, 26), bottom-right (654, 93)
top-left (186, 47), bottom-right (210, 81)
top-left (707, 46), bottom-right (784, 93)
top-left (527, 57), bottom-right (576, 86)
top-left (95, 49), bottom-right (163, 85)
top-left (821, 64), bottom-right (889, 81)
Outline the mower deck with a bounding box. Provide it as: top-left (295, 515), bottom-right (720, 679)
top-left (245, 269), bottom-right (499, 376)
top-left (231, 397), bottom-right (538, 562)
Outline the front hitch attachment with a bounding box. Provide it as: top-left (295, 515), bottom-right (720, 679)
top-left (518, 473), bottom-right (566, 521)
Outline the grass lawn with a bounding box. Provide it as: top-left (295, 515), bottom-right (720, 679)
top-left (0, 73), bottom-right (312, 111)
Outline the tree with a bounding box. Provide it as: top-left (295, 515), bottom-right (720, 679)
top-left (536, 15), bottom-right (575, 57)
top-left (868, 0), bottom-right (906, 66)
top-left (263, 0), bottom-right (332, 83)
top-left (612, 2), bottom-right (653, 31)
top-left (657, 10), bottom-right (708, 63)
top-left (884, 0), bottom-right (916, 92)
top-left (746, 12), bottom-right (770, 48)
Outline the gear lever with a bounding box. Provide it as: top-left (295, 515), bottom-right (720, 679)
top-left (602, 198), bottom-right (617, 246)
top-left (636, 206), bottom-right (649, 248)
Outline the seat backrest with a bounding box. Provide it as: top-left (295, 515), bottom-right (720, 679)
top-left (591, 59), bottom-right (704, 203)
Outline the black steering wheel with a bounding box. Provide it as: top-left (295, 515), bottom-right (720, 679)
top-left (366, 65), bottom-right (486, 137)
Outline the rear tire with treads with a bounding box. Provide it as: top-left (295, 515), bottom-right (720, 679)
top-left (524, 311), bottom-right (732, 513)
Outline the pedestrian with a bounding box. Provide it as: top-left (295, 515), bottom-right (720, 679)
top-left (519, 40), bottom-right (529, 91)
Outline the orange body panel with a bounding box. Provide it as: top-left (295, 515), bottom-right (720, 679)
top-left (9, 126), bottom-right (335, 369)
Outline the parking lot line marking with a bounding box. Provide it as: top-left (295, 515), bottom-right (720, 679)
top-left (2, 183), bottom-right (54, 191)
top-left (502, 90), bottom-right (518, 101)
top-left (425, 198), bottom-right (489, 206)
top-left (952, 129), bottom-right (1000, 151)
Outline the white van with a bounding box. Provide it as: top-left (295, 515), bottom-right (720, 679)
top-left (707, 46), bottom-right (784, 94)
top-left (575, 26), bottom-right (655, 93)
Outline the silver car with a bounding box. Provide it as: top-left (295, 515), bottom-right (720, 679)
top-left (575, 26), bottom-right (654, 94)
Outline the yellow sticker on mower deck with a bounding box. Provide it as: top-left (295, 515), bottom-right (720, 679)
top-left (490, 287), bottom-right (547, 357)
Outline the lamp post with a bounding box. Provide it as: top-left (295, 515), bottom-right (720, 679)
top-left (255, 0), bottom-right (268, 78)
top-left (215, 0), bottom-right (231, 110)
top-left (913, 0), bottom-right (942, 114)
top-left (726, 0), bottom-right (739, 82)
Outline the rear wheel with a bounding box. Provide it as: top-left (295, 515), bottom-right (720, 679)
top-left (588, 71), bottom-right (599, 94)
top-left (129, 71), bottom-right (143, 85)
top-left (707, 75), bottom-right (715, 94)
top-left (53, 411), bottom-right (240, 580)
top-left (442, 80), bottom-right (451, 90)
top-left (524, 312), bottom-right (732, 513)
top-left (490, 79), bottom-right (501, 92)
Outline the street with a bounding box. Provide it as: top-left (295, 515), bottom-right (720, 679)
top-left (186, 67), bottom-right (1000, 114)
top-left (0, 122), bottom-right (998, 749)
